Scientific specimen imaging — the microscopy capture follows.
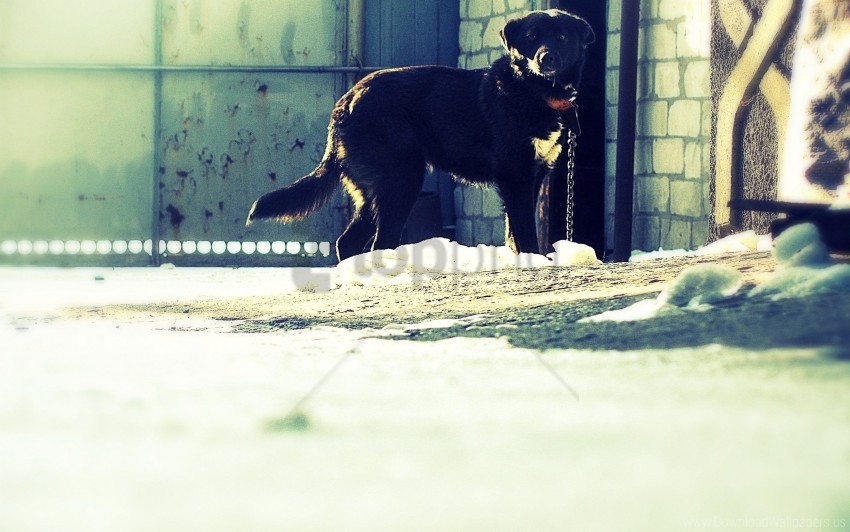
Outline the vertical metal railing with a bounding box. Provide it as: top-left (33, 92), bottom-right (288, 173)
top-left (613, 0), bottom-right (641, 262)
top-left (151, 0), bottom-right (164, 266)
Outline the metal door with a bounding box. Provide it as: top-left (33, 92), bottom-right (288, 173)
top-left (158, 0), bottom-right (351, 266)
top-left (0, 0), bottom-right (352, 266)
top-left (0, 0), bottom-right (157, 266)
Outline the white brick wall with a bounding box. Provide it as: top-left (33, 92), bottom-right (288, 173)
top-left (606, 0), bottom-right (712, 252)
top-left (454, 0), bottom-right (713, 252)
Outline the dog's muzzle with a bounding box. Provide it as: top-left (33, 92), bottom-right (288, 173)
top-left (535, 49), bottom-right (562, 76)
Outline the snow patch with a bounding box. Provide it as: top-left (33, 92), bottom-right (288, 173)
top-left (382, 314), bottom-right (489, 332)
top-left (0, 266), bottom-right (326, 315)
top-left (591, 224), bottom-right (847, 320)
top-left (330, 238), bottom-right (599, 289)
top-left (577, 298), bottom-right (674, 323)
top-left (657, 264), bottom-right (744, 308)
top-left (695, 230), bottom-right (773, 256)
top-left (580, 264), bottom-right (743, 323)
top-left (548, 240), bottom-right (600, 266)
top-left (747, 223), bottom-right (850, 299)
top-left (630, 231), bottom-right (772, 262)
top-left (749, 264), bottom-right (850, 299)
top-left (772, 222), bottom-right (831, 268)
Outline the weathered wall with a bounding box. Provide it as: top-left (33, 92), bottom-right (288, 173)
top-left (710, 0), bottom-right (799, 239)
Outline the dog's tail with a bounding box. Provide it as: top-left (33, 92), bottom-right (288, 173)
top-left (246, 153), bottom-right (342, 226)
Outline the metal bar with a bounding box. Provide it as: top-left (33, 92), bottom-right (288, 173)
top-left (348, 0), bottom-right (366, 66)
top-left (150, 0), bottom-right (163, 267)
top-left (0, 63), bottom-right (385, 74)
top-left (730, 198), bottom-right (831, 215)
top-left (612, 0), bottom-right (640, 262)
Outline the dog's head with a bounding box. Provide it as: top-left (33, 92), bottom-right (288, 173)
top-left (500, 10), bottom-right (595, 94)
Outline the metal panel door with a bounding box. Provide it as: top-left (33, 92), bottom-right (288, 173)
top-left (0, 0), bottom-right (352, 267)
top-left (158, 0), bottom-right (350, 266)
top-left (0, 0), bottom-right (157, 266)
top-left (364, 0), bottom-right (459, 67)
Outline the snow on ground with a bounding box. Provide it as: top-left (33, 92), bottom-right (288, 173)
top-left (750, 222), bottom-right (850, 299)
top-left (584, 223), bottom-right (849, 323)
top-left (308, 231), bottom-right (763, 291)
top-left (0, 266), bottom-right (327, 315)
top-left (0, 232), bottom-right (762, 306)
top-left (325, 229), bottom-right (763, 293)
top-left (333, 237), bottom-right (599, 289)
top-left (1, 226), bottom-right (849, 530)
top-left (580, 264), bottom-right (744, 323)
top-left (2, 312), bottom-right (849, 531)
top-left (629, 230), bottom-right (773, 262)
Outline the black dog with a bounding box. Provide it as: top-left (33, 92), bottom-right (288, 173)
top-left (247, 9), bottom-right (594, 260)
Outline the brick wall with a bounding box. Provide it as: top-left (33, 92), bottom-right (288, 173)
top-left (455, 0), bottom-right (713, 252)
top-left (606, 0), bottom-right (712, 251)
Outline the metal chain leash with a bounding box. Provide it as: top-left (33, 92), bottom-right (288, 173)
top-left (565, 129), bottom-right (577, 242)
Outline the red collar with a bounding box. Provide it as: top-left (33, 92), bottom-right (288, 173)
top-left (546, 97), bottom-right (575, 112)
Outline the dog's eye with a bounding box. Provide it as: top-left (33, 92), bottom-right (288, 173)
top-left (557, 33), bottom-right (567, 42)
top-left (526, 32), bottom-right (538, 41)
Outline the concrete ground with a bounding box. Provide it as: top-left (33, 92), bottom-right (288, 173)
top-left (1, 254), bottom-right (849, 531)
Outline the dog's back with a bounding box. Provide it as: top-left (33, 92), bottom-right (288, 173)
top-left (332, 66), bottom-right (493, 182)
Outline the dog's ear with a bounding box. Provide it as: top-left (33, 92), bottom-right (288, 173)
top-left (500, 18), bottom-right (522, 51)
top-left (580, 19), bottom-right (596, 45)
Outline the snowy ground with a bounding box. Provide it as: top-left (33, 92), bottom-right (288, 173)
top-left (1, 231), bottom-right (849, 531)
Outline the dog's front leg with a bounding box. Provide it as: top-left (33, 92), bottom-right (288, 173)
top-left (500, 180), bottom-right (539, 254)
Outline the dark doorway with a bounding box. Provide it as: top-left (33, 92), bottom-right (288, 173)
top-left (552, 0), bottom-right (608, 258)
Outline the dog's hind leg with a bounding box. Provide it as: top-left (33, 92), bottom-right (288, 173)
top-left (336, 204), bottom-right (376, 261)
top-left (371, 169), bottom-right (425, 252)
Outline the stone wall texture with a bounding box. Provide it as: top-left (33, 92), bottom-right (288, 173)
top-left (606, 0), bottom-right (712, 252)
top-left (454, 0), bottom-right (713, 252)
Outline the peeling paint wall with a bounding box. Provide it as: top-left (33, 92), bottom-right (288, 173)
top-left (159, 1), bottom-right (349, 254)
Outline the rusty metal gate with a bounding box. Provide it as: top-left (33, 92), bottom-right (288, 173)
top-left (0, 0), bottom-right (362, 266)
